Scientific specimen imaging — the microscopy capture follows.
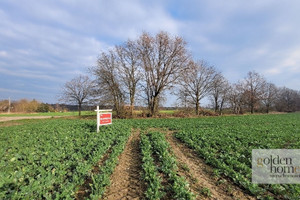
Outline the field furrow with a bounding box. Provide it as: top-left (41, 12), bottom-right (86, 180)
top-left (1, 113), bottom-right (299, 199)
top-left (76, 144), bottom-right (114, 199)
top-left (102, 129), bottom-right (146, 200)
top-left (165, 131), bottom-right (255, 200)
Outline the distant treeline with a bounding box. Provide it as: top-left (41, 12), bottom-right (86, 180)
top-left (0, 99), bottom-right (95, 113)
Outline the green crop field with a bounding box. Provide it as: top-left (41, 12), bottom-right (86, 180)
top-left (0, 113), bottom-right (299, 199)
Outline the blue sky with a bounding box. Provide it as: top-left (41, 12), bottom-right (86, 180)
top-left (0, 0), bottom-right (299, 105)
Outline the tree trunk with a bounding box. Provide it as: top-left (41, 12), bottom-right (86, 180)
top-left (130, 94), bottom-right (134, 117)
top-left (195, 101), bottom-right (200, 115)
top-left (115, 101), bottom-right (123, 118)
top-left (219, 99), bottom-right (224, 115)
top-left (78, 103), bottom-right (82, 116)
top-left (214, 96), bottom-right (218, 113)
top-left (149, 96), bottom-right (159, 117)
top-left (250, 104), bottom-right (254, 114)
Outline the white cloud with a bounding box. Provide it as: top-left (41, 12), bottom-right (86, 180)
top-left (0, 51), bottom-right (8, 57)
top-left (281, 50), bottom-right (300, 72)
top-left (0, 87), bottom-right (40, 95)
top-left (0, 67), bottom-right (61, 82)
top-left (265, 68), bottom-right (281, 75)
top-left (263, 48), bottom-right (300, 76)
top-left (1, 0), bottom-right (300, 102)
top-left (182, 0), bottom-right (300, 91)
top-left (0, 0), bottom-right (183, 102)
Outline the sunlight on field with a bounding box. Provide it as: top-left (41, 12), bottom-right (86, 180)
top-left (0, 111), bottom-right (96, 117)
top-left (159, 110), bottom-right (176, 114)
top-left (0, 113), bottom-right (299, 199)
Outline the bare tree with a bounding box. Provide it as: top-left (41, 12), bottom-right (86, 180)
top-left (116, 40), bottom-right (141, 116)
top-left (177, 60), bottom-right (218, 115)
top-left (228, 83), bottom-right (245, 114)
top-left (60, 75), bottom-right (94, 116)
top-left (242, 71), bottom-right (266, 113)
top-left (0, 100), bottom-right (10, 112)
top-left (210, 73), bottom-right (230, 114)
top-left (175, 90), bottom-right (193, 109)
top-left (92, 51), bottom-right (125, 117)
top-left (261, 82), bottom-right (278, 113)
top-left (137, 31), bottom-right (189, 116)
top-left (275, 87), bottom-right (300, 112)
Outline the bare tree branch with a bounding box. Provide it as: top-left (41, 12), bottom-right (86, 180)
top-left (210, 73), bottom-right (230, 114)
top-left (261, 82), bottom-right (278, 113)
top-left (177, 60), bottom-right (218, 115)
top-left (91, 51), bottom-right (125, 117)
top-left (60, 75), bottom-right (94, 116)
top-left (116, 40), bottom-right (142, 116)
top-left (137, 31), bottom-right (189, 116)
top-left (242, 71), bottom-right (266, 113)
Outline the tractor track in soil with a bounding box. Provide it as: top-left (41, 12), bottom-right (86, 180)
top-left (102, 129), bottom-right (146, 200)
top-left (165, 131), bottom-right (256, 200)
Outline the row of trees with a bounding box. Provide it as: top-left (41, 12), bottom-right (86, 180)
top-left (0, 99), bottom-right (56, 113)
top-left (206, 71), bottom-right (300, 114)
top-left (61, 32), bottom-right (300, 116)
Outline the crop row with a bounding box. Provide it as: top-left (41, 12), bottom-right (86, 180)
top-left (1, 113), bottom-right (299, 199)
top-left (140, 131), bottom-right (194, 200)
top-left (140, 133), bottom-right (164, 199)
top-left (134, 114), bottom-right (300, 199)
top-left (89, 124), bottom-right (131, 199)
top-left (173, 115), bottom-right (300, 199)
top-left (0, 119), bottom-right (131, 199)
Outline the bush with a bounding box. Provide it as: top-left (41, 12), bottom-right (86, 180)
top-left (36, 103), bottom-right (54, 112)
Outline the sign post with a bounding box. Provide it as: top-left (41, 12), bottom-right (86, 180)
top-left (95, 106), bottom-right (112, 133)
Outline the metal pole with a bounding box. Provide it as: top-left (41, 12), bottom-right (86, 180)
top-left (96, 106), bottom-right (99, 133)
top-left (8, 97), bottom-right (10, 114)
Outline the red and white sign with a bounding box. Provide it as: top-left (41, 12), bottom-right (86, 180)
top-left (95, 106), bottom-right (112, 133)
top-left (100, 113), bottom-right (112, 125)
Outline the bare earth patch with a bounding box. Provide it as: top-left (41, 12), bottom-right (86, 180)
top-left (0, 116), bottom-right (53, 122)
top-left (165, 131), bottom-right (256, 200)
top-left (102, 129), bottom-right (146, 200)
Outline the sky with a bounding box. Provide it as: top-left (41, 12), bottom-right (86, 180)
top-left (0, 0), bottom-right (300, 106)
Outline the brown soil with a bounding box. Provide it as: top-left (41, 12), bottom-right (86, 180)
top-left (101, 129), bottom-right (146, 200)
top-left (0, 116), bottom-right (53, 122)
top-left (165, 131), bottom-right (256, 200)
top-left (75, 146), bottom-right (114, 200)
top-left (152, 153), bottom-right (174, 200)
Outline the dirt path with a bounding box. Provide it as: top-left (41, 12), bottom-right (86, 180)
top-left (165, 131), bottom-right (256, 200)
top-left (0, 116), bottom-right (53, 122)
top-left (102, 129), bottom-right (145, 200)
